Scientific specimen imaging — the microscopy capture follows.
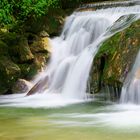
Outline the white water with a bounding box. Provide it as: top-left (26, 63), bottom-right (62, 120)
top-left (120, 47), bottom-right (140, 104)
top-left (0, 5), bottom-right (140, 108)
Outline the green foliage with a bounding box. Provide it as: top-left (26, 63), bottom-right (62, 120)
top-left (0, 0), bottom-right (60, 29)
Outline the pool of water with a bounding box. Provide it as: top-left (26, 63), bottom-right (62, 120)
top-left (0, 101), bottom-right (140, 140)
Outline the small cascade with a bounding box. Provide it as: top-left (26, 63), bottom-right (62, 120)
top-left (120, 49), bottom-right (140, 104)
top-left (40, 15), bottom-right (112, 99)
top-left (78, 0), bottom-right (140, 11)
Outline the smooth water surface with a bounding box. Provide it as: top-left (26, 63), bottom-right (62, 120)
top-left (0, 101), bottom-right (140, 140)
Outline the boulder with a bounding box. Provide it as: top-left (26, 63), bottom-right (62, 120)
top-left (39, 31), bottom-right (49, 37)
top-left (26, 76), bottom-right (48, 96)
top-left (0, 56), bottom-right (21, 94)
top-left (12, 79), bottom-right (33, 93)
top-left (30, 37), bottom-right (52, 53)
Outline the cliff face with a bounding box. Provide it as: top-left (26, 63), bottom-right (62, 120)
top-left (90, 19), bottom-right (140, 100)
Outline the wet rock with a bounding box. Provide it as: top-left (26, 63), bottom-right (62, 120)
top-left (90, 19), bottom-right (140, 98)
top-left (26, 76), bottom-right (48, 96)
top-left (12, 79), bottom-right (33, 93)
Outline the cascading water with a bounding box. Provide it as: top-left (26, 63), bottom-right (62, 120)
top-left (47, 16), bottom-right (111, 99)
top-left (120, 45), bottom-right (140, 104)
top-left (35, 5), bottom-right (140, 98)
top-left (0, 3), bottom-right (140, 107)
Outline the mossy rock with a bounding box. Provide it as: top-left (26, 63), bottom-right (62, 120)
top-left (18, 37), bottom-right (34, 62)
top-left (18, 63), bottom-right (38, 80)
top-left (30, 37), bottom-right (51, 53)
top-left (0, 30), bottom-right (51, 94)
top-left (0, 41), bottom-right (9, 56)
top-left (34, 53), bottom-right (50, 69)
top-left (0, 32), bottom-right (19, 46)
top-left (90, 19), bottom-right (140, 94)
top-left (8, 36), bottom-right (34, 63)
top-left (0, 56), bottom-right (21, 94)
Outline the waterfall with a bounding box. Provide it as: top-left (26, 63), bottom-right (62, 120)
top-left (0, 3), bottom-right (140, 108)
top-left (120, 48), bottom-right (140, 104)
top-left (32, 5), bottom-right (140, 99)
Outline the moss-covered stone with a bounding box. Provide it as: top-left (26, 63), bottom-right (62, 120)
top-left (90, 19), bottom-right (140, 96)
top-left (0, 56), bottom-right (21, 94)
top-left (0, 30), bottom-right (51, 94)
top-left (18, 37), bottom-right (34, 63)
top-left (30, 37), bottom-right (51, 53)
top-left (0, 41), bottom-right (8, 56)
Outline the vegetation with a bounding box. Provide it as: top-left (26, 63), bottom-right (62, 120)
top-left (0, 0), bottom-right (60, 31)
top-left (0, 0), bottom-right (118, 30)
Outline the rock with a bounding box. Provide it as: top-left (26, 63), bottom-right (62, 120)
top-left (18, 63), bottom-right (38, 80)
top-left (12, 79), bottom-right (33, 93)
top-left (0, 56), bottom-right (21, 94)
top-left (34, 53), bottom-right (50, 70)
top-left (26, 76), bottom-right (48, 96)
top-left (39, 31), bottom-right (49, 37)
top-left (30, 37), bottom-right (52, 53)
top-left (90, 19), bottom-right (140, 97)
top-left (0, 41), bottom-right (8, 56)
top-left (0, 32), bottom-right (18, 46)
top-left (17, 37), bottom-right (34, 63)
top-left (0, 31), bottom-right (51, 95)
top-left (27, 33), bottom-right (39, 45)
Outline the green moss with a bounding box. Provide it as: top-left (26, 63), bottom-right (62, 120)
top-left (0, 32), bottom-right (19, 46)
top-left (18, 63), bottom-right (38, 80)
top-left (97, 33), bottom-right (121, 58)
top-left (0, 56), bottom-right (21, 94)
top-left (0, 40), bottom-right (8, 56)
top-left (90, 19), bottom-right (140, 94)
